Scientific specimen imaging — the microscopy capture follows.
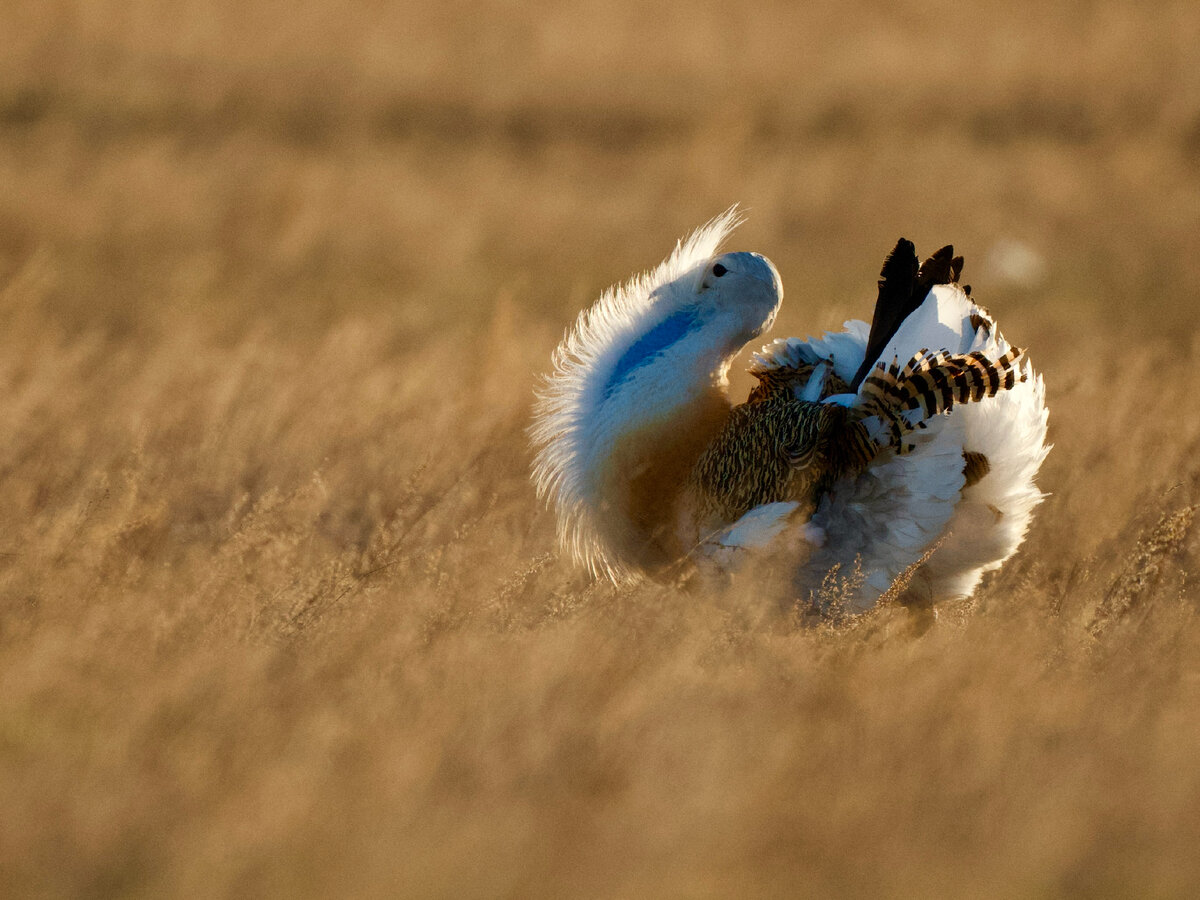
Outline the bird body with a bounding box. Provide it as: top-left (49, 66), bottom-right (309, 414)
top-left (531, 212), bottom-right (1048, 609)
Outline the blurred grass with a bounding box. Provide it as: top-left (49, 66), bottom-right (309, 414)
top-left (2, 0), bottom-right (1200, 896)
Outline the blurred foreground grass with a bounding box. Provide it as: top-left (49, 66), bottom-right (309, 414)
top-left (2, 1), bottom-right (1200, 896)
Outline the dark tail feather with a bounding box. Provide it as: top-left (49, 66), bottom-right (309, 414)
top-left (849, 238), bottom-right (920, 391)
top-left (916, 244), bottom-right (956, 293)
top-left (849, 241), bottom-right (971, 392)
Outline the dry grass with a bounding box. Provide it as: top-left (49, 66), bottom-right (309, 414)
top-left (3, 0), bottom-right (1200, 896)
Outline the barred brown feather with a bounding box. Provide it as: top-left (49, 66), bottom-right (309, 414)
top-left (858, 347), bottom-right (1025, 454)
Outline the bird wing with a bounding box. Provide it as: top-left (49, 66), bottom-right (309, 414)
top-left (737, 274), bottom-right (1045, 610)
top-left (714, 235), bottom-right (1048, 609)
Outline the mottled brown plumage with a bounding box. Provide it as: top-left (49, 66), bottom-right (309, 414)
top-left (689, 345), bottom-right (1026, 539)
top-left (962, 450), bottom-right (991, 488)
top-left (746, 362), bottom-right (850, 404)
top-left (689, 394), bottom-right (870, 532)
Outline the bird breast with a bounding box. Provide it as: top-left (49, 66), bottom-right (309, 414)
top-left (600, 384), bottom-right (730, 572)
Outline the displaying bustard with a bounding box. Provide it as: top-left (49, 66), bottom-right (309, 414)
top-left (530, 210), bottom-right (1048, 611)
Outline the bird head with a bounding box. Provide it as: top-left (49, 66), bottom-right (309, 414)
top-left (690, 250), bottom-right (783, 350)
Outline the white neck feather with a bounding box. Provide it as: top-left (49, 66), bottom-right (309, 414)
top-left (530, 210), bottom-right (746, 581)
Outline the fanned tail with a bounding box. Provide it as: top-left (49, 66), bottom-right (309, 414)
top-left (855, 347), bottom-right (1025, 454)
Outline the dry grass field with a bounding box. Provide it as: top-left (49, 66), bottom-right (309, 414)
top-left (3, 0), bottom-right (1200, 896)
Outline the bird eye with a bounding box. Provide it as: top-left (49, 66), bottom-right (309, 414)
top-left (712, 263), bottom-right (727, 277)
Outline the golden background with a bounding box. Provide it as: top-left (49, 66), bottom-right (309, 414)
top-left (2, 1), bottom-right (1200, 895)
